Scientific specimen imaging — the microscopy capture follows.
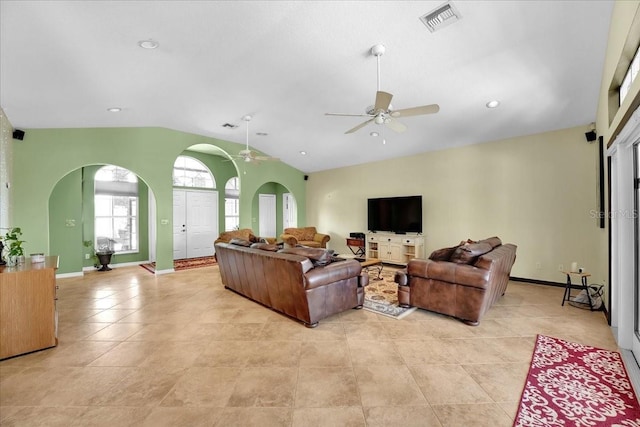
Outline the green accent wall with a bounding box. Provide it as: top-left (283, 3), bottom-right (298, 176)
top-left (48, 169), bottom-right (83, 273)
top-left (12, 127), bottom-right (306, 274)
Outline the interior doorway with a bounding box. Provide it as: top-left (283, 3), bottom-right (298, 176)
top-left (259, 193), bottom-right (276, 239)
top-left (173, 189), bottom-right (218, 259)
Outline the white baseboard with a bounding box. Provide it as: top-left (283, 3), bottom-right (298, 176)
top-left (55, 271), bottom-right (84, 279)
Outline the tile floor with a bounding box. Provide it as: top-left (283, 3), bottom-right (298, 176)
top-left (0, 265), bottom-right (618, 426)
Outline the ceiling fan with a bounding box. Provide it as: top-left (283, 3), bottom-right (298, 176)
top-left (325, 44), bottom-right (440, 134)
top-left (230, 115), bottom-right (279, 164)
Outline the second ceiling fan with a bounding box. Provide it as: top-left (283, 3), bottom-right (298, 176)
top-left (325, 44), bottom-right (440, 134)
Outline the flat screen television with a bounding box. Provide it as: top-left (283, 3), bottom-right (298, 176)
top-left (367, 195), bottom-right (422, 234)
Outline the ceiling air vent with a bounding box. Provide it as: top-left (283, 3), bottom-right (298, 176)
top-left (221, 123), bottom-right (238, 129)
top-left (419, 1), bottom-right (462, 33)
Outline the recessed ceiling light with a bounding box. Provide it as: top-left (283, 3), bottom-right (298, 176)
top-left (107, 107), bottom-right (121, 112)
top-left (300, 151), bottom-right (307, 156)
top-left (486, 100), bottom-right (500, 108)
top-left (370, 131), bottom-right (379, 137)
top-left (138, 39), bottom-right (159, 49)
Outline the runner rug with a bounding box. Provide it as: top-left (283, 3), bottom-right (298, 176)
top-left (513, 334), bottom-right (640, 426)
top-left (363, 267), bottom-right (416, 320)
top-left (140, 256), bottom-right (217, 273)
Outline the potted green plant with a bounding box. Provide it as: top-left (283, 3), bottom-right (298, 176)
top-left (3, 227), bottom-right (25, 266)
top-left (83, 240), bottom-right (99, 268)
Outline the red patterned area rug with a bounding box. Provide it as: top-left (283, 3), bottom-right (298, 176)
top-left (140, 256), bottom-right (217, 273)
top-left (514, 334), bottom-right (640, 426)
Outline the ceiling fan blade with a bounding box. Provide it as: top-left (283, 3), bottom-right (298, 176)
top-left (345, 118), bottom-right (375, 134)
top-left (325, 113), bottom-right (371, 117)
top-left (390, 104), bottom-right (440, 118)
top-left (374, 91), bottom-right (393, 112)
top-left (385, 118), bottom-right (407, 133)
top-left (255, 156), bottom-right (279, 161)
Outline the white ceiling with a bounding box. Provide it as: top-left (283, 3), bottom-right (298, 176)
top-left (0, 1), bottom-right (613, 173)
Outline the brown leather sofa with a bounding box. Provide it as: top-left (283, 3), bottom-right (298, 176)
top-left (215, 241), bottom-right (368, 327)
top-left (394, 237), bottom-right (517, 325)
top-left (280, 227), bottom-right (330, 248)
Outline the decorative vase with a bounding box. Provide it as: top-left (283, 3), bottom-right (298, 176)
top-left (96, 251), bottom-right (114, 271)
top-left (5, 255), bottom-right (17, 267)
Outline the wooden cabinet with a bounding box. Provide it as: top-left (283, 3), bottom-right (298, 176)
top-left (0, 256), bottom-right (58, 360)
top-left (366, 233), bottom-right (424, 265)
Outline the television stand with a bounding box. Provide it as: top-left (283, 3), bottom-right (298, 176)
top-left (365, 232), bottom-right (424, 265)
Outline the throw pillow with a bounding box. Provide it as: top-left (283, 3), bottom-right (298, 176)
top-left (250, 242), bottom-right (279, 252)
top-left (429, 245), bottom-right (458, 261)
top-left (279, 247), bottom-right (332, 267)
top-left (449, 241), bottom-right (493, 265)
top-left (229, 238), bottom-right (252, 247)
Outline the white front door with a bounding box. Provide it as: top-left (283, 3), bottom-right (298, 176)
top-left (186, 190), bottom-right (218, 258)
top-left (259, 194), bottom-right (276, 239)
top-left (173, 189), bottom-right (218, 260)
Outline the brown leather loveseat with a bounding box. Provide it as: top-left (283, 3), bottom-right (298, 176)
top-left (394, 237), bottom-right (517, 325)
top-left (280, 227), bottom-right (330, 248)
top-left (215, 240), bottom-right (368, 327)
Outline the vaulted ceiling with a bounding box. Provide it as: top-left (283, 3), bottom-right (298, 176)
top-left (0, 1), bottom-right (613, 172)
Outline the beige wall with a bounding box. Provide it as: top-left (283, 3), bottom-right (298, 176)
top-left (307, 125), bottom-right (605, 284)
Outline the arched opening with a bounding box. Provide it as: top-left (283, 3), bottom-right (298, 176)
top-left (252, 181), bottom-right (297, 241)
top-left (48, 164), bottom-right (155, 274)
top-left (172, 155), bottom-right (218, 260)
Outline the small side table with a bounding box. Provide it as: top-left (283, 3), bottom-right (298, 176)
top-left (561, 271), bottom-right (593, 310)
top-left (346, 238), bottom-right (365, 257)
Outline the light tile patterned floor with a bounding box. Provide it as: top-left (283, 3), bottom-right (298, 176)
top-left (0, 265), bottom-right (617, 426)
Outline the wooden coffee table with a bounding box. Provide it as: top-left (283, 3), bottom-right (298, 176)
top-left (359, 258), bottom-right (383, 280)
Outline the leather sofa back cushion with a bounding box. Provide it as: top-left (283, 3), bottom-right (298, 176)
top-left (429, 245), bottom-right (458, 261)
top-left (449, 241), bottom-right (493, 264)
top-left (229, 238), bottom-right (253, 247)
top-left (279, 246), bottom-right (332, 267)
top-left (250, 242), bottom-right (280, 252)
top-left (479, 236), bottom-right (502, 249)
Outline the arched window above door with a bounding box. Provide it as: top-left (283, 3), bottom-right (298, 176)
top-left (173, 156), bottom-right (215, 188)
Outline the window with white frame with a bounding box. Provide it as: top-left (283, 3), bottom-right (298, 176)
top-left (620, 44), bottom-right (640, 106)
top-left (225, 177), bottom-right (240, 231)
top-left (173, 156), bottom-right (215, 188)
top-left (94, 165), bottom-right (138, 253)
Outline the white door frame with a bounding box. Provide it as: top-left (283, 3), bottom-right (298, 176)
top-left (609, 106), bottom-right (640, 387)
top-left (283, 192), bottom-right (297, 229)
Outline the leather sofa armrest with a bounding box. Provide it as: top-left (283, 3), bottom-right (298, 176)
top-left (359, 271), bottom-right (369, 288)
top-left (304, 260), bottom-right (361, 290)
top-left (280, 233), bottom-right (298, 246)
top-left (407, 259), bottom-right (490, 290)
top-left (394, 269), bottom-right (408, 286)
top-left (313, 233), bottom-right (330, 247)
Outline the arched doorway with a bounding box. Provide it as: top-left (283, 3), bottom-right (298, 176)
top-left (172, 155), bottom-right (218, 259)
top-left (48, 164), bottom-right (155, 275)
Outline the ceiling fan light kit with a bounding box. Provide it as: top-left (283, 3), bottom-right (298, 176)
top-left (325, 44), bottom-right (440, 137)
